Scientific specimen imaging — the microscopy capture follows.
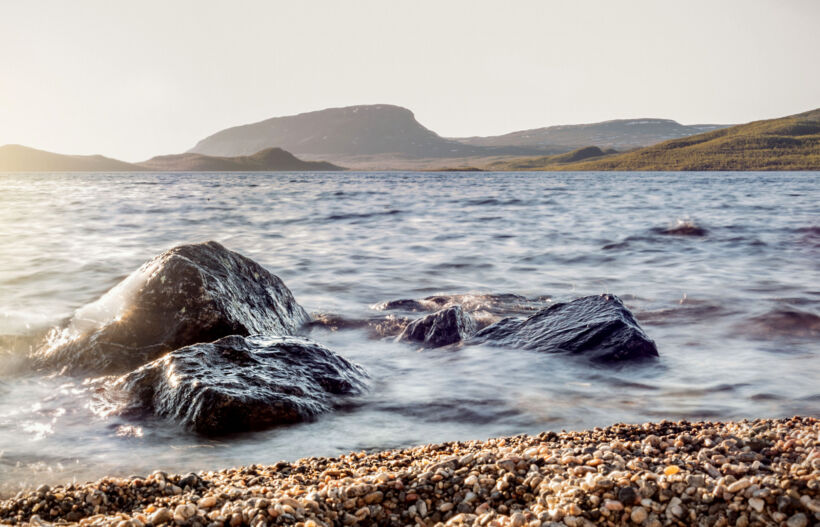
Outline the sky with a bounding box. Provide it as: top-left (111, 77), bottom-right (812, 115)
top-left (1, 0), bottom-right (818, 161)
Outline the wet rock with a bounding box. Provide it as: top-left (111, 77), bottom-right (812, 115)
top-left (397, 306), bottom-right (477, 348)
top-left (104, 334), bottom-right (367, 435)
top-left (33, 241), bottom-right (310, 374)
top-left (469, 294), bottom-right (658, 362)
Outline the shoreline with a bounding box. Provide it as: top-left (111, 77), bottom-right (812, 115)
top-left (1, 417), bottom-right (817, 526)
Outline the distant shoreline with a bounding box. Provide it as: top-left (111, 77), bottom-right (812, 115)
top-left (3, 106), bottom-right (818, 173)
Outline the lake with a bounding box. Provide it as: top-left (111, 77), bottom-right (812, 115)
top-left (0, 171), bottom-right (817, 496)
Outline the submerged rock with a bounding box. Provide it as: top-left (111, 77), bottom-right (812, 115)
top-left (307, 313), bottom-right (413, 339)
top-left (374, 293), bottom-right (548, 317)
top-left (470, 294), bottom-right (658, 362)
top-left (33, 241), bottom-right (310, 374)
top-left (656, 219), bottom-right (708, 237)
top-left (104, 335), bottom-right (367, 436)
top-left (398, 306), bottom-right (477, 348)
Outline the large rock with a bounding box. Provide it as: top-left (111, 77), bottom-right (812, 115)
top-left (469, 295), bottom-right (658, 362)
top-left (397, 306), bottom-right (477, 348)
top-left (103, 335), bottom-right (368, 435)
top-left (33, 241), bottom-right (310, 374)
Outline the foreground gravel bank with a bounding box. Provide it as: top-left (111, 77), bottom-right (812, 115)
top-left (2, 417), bottom-right (817, 527)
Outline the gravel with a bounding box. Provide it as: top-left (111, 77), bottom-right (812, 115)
top-left (1, 416), bottom-right (817, 526)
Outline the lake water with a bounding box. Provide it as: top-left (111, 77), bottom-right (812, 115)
top-left (0, 171), bottom-right (817, 496)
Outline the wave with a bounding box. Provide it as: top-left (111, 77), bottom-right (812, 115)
top-left (325, 209), bottom-right (403, 221)
top-left (741, 308), bottom-right (820, 339)
top-left (636, 299), bottom-right (730, 326)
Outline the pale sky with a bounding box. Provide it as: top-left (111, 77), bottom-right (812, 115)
top-left (1, 0), bottom-right (818, 161)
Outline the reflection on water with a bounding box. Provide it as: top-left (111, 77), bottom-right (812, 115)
top-left (0, 171), bottom-right (818, 495)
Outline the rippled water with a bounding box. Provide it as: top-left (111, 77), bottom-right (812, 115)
top-left (0, 171), bottom-right (818, 495)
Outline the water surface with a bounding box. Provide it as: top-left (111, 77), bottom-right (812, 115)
top-left (0, 171), bottom-right (817, 495)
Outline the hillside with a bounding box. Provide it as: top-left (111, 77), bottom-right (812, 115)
top-left (487, 146), bottom-right (618, 170)
top-left (454, 119), bottom-right (728, 151)
top-left (139, 147), bottom-right (343, 171)
top-left (0, 144), bottom-right (144, 172)
top-left (486, 109), bottom-right (820, 171)
top-left (543, 108), bottom-right (820, 171)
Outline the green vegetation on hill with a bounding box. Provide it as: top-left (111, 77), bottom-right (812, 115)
top-left (534, 109), bottom-right (820, 171)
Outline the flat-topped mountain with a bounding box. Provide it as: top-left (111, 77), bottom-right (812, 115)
top-left (496, 108), bottom-right (820, 171)
top-left (0, 144), bottom-right (144, 172)
top-left (188, 104), bottom-right (544, 160)
top-left (454, 119), bottom-right (729, 151)
top-left (139, 147), bottom-right (343, 171)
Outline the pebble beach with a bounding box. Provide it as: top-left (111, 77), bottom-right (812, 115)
top-left (2, 417), bottom-right (817, 527)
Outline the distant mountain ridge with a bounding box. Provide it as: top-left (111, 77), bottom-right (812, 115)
top-left (139, 147), bottom-right (343, 171)
top-left (189, 104), bottom-right (729, 166)
top-left (454, 119), bottom-right (729, 151)
top-left (0, 145), bottom-right (343, 173)
top-left (5, 105), bottom-right (817, 172)
top-left (0, 144), bottom-right (145, 172)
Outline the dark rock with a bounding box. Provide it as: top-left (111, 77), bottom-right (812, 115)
top-left (617, 486), bottom-right (639, 505)
top-left (33, 241), bottom-right (310, 374)
top-left (469, 295), bottom-right (658, 362)
top-left (104, 334), bottom-right (368, 436)
top-left (397, 306), bottom-right (477, 348)
top-left (178, 473), bottom-right (200, 489)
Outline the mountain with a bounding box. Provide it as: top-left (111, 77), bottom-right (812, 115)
top-left (188, 104), bottom-right (550, 160)
top-left (535, 108), bottom-right (820, 171)
top-left (454, 119), bottom-right (729, 151)
top-left (188, 104), bottom-right (731, 169)
top-left (139, 147), bottom-right (343, 171)
top-left (0, 144), bottom-right (144, 172)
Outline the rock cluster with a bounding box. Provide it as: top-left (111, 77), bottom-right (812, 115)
top-left (2, 417), bottom-right (816, 526)
top-left (29, 242), bottom-right (365, 436)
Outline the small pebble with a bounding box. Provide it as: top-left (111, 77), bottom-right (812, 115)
top-left (630, 505), bottom-right (648, 523)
